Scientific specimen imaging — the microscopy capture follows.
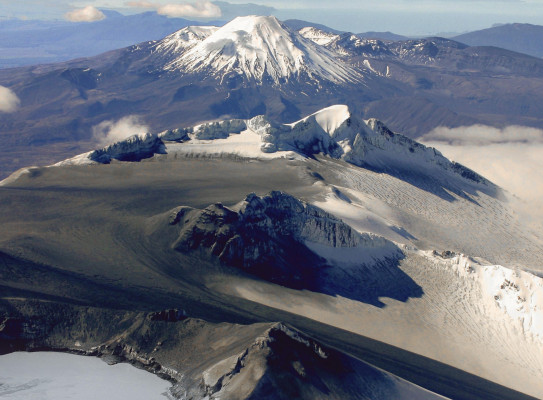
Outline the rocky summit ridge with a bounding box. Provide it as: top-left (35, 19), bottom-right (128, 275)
top-left (48, 104), bottom-right (486, 188)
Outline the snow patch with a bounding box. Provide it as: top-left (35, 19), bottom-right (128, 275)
top-left (428, 252), bottom-right (543, 343)
top-left (298, 27), bottom-right (340, 46)
top-left (289, 104), bottom-right (351, 135)
top-left (0, 352), bottom-right (171, 399)
top-left (165, 128), bottom-right (300, 160)
top-left (312, 187), bottom-right (417, 245)
top-left (155, 25), bottom-right (218, 55)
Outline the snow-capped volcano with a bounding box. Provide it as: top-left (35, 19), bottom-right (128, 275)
top-left (157, 16), bottom-right (361, 85)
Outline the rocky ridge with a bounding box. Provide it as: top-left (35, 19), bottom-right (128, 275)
top-left (49, 105), bottom-right (487, 187)
top-left (0, 300), bottom-right (442, 400)
top-left (166, 191), bottom-right (420, 306)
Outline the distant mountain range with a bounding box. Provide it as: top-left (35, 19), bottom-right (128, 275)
top-left (358, 31), bottom-right (408, 41)
top-left (283, 19), bottom-right (344, 35)
top-left (0, 13), bottom-right (408, 69)
top-left (2, 16), bottom-right (543, 178)
top-left (0, 11), bottom-right (225, 69)
top-left (3, 12), bottom-right (543, 71)
top-left (453, 23), bottom-right (543, 58)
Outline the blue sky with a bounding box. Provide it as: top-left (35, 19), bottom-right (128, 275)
top-left (2, 0), bottom-right (543, 35)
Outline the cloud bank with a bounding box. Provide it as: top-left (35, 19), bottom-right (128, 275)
top-left (423, 124), bottom-right (543, 145)
top-left (421, 124), bottom-right (543, 229)
top-left (0, 86), bottom-right (20, 113)
top-left (92, 116), bottom-right (149, 146)
top-left (65, 6), bottom-right (106, 22)
top-left (126, 1), bottom-right (221, 18)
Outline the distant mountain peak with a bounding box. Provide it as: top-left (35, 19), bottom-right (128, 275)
top-left (298, 26), bottom-right (340, 46)
top-left (155, 25), bottom-right (219, 55)
top-left (154, 15), bottom-right (361, 85)
top-left (453, 22), bottom-right (543, 58)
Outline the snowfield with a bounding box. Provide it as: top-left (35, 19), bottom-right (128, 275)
top-left (0, 352), bottom-right (171, 400)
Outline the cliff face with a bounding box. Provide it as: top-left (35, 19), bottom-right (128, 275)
top-left (168, 191), bottom-right (420, 306)
top-left (170, 192), bottom-right (360, 287)
top-left (90, 132), bottom-right (165, 163)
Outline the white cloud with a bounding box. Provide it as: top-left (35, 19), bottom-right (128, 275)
top-left (125, 1), bottom-right (156, 7)
top-left (421, 124), bottom-right (543, 145)
top-left (65, 5), bottom-right (106, 22)
top-left (0, 86), bottom-right (20, 113)
top-left (421, 124), bottom-right (543, 230)
top-left (92, 115), bottom-right (149, 146)
top-left (158, 1), bottom-right (221, 18)
top-left (126, 0), bottom-right (221, 18)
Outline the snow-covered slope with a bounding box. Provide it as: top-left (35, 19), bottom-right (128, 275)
top-left (299, 27), bottom-right (393, 58)
top-left (224, 246), bottom-right (543, 397)
top-left (448, 254), bottom-right (543, 343)
top-left (249, 105), bottom-right (487, 185)
top-left (298, 27), bottom-right (340, 46)
top-left (157, 16), bottom-right (361, 85)
top-left (53, 105), bottom-right (487, 188)
top-left (154, 25), bottom-right (219, 55)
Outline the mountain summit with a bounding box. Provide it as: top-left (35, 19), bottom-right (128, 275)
top-left (156, 15), bottom-right (361, 85)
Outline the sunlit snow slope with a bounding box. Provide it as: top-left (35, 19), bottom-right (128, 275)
top-left (155, 16), bottom-right (361, 84)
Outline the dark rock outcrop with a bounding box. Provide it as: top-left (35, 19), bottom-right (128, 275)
top-left (168, 191), bottom-right (422, 306)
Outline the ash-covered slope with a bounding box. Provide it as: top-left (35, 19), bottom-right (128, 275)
top-left (47, 104), bottom-right (535, 270)
top-left (171, 321), bottom-right (442, 400)
top-left (2, 102), bottom-right (543, 398)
